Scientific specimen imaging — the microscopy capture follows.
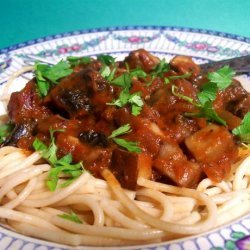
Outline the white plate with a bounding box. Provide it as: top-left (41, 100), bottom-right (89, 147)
top-left (0, 26), bottom-right (250, 250)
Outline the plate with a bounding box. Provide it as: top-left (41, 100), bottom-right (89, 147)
top-left (0, 26), bottom-right (250, 250)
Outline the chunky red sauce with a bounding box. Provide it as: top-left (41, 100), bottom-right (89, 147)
top-left (4, 49), bottom-right (250, 190)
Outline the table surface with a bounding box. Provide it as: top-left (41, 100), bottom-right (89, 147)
top-left (0, 0), bottom-right (249, 50)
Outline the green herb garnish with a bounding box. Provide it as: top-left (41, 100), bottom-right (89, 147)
top-left (112, 138), bottom-right (141, 153)
top-left (0, 123), bottom-right (13, 143)
top-left (168, 72), bottom-right (192, 80)
top-left (100, 65), bottom-right (111, 78)
top-left (33, 130), bottom-right (84, 191)
top-left (58, 211), bottom-right (83, 224)
top-left (107, 89), bottom-right (143, 116)
top-left (151, 59), bottom-right (170, 78)
top-left (197, 82), bottom-right (218, 105)
top-left (111, 72), bottom-right (132, 88)
top-left (108, 124), bottom-right (141, 153)
top-left (35, 61), bottom-right (73, 97)
top-left (108, 72), bottom-right (144, 116)
top-left (128, 92), bottom-right (144, 116)
top-left (100, 65), bottom-right (117, 82)
top-left (171, 85), bottom-right (197, 106)
top-left (185, 101), bottom-right (226, 126)
top-left (147, 59), bottom-right (170, 86)
top-left (108, 123), bottom-right (132, 138)
top-left (207, 65), bottom-right (235, 90)
top-left (171, 85), bottom-right (226, 125)
top-left (130, 68), bottom-right (147, 78)
top-left (170, 66), bottom-right (236, 126)
top-left (232, 112), bottom-right (250, 143)
top-left (97, 54), bottom-right (115, 66)
top-left (162, 72), bottom-right (191, 85)
top-left (67, 56), bottom-right (91, 67)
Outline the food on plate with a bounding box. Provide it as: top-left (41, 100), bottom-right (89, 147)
top-left (0, 49), bottom-right (249, 246)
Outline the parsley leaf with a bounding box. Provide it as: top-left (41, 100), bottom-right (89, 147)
top-left (113, 138), bottom-right (141, 153)
top-left (58, 211), bottom-right (83, 224)
top-left (151, 59), bottom-right (170, 78)
top-left (163, 72), bottom-right (191, 86)
top-left (171, 85), bottom-right (197, 106)
top-left (108, 124), bottom-right (132, 138)
top-left (100, 65), bottom-right (111, 78)
top-left (171, 85), bottom-right (226, 125)
top-left (131, 105), bottom-right (142, 116)
top-left (232, 112), bottom-right (250, 143)
top-left (42, 61), bottom-right (73, 84)
top-left (147, 59), bottom-right (170, 86)
top-left (97, 55), bottom-right (115, 66)
top-left (109, 72), bottom-right (144, 116)
top-left (168, 72), bottom-right (192, 80)
top-left (197, 82), bottom-right (218, 105)
top-left (100, 65), bottom-right (117, 82)
top-left (109, 124), bottom-right (141, 153)
top-left (0, 123), bottom-right (14, 143)
top-left (35, 61), bottom-right (73, 97)
top-left (112, 72), bottom-right (132, 88)
top-left (108, 89), bottom-right (143, 116)
top-left (47, 159), bottom-right (83, 191)
top-left (107, 87), bottom-right (130, 107)
top-left (106, 67), bottom-right (117, 82)
top-left (130, 68), bottom-right (147, 78)
top-left (164, 78), bottom-right (170, 84)
top-left (33, 130), bottom-right (84, 191)
top-left (186, 102), bottom-right (226, 126)
top-left (67, 56), bottom-right (91, 67)
top-left (208, 65), bottom-right (235, 90)
top-left (35, 63), bottom-right (50, 97)
top-left (128, 92), bottom-right (144, 116)
top-left (171, 66), bottom-right (235, 125)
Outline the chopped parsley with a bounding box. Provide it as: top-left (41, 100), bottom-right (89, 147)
top-left (168, 72), bottom-right (192, 80)
top-left (35, 61), bottom-right (73, 97)
top-left (186, 101), bottom-right (226, 126)
top-left (170, 66), bottom-right (236, 126)
top-left (128, 92), bottom-right (144, 116)
top-left (163, 72), bottom-right (191, 85)
top-left (197, 82), bottom-right (218, 105)
top-left (207, 65), bottom-right (235, 90)
top-left (108, 124), bottom-right (141, 153)
top-left (108, 124), bottom-right (132, 138)
top-left (129, 68), bottom-right (147, 78)
top-left (171, 85), bottom-right (226, 126)
top-left (112, 138), bottom-right (141, 153)
top-left (67, 56), bottom-right (91, 67)
top-left (100, 65), bottom-right (111, 78)
top-left (151, 59), bottom-right (170, 78)
top-left (100, 65), bottom-right (117, 82)
top-left (232, 112), bottom-right (250, 143)
top-left (97, 54), bottom-right (115, 66)
top-left (106, 67), bottom-right (117, 82)
top-left (171, 85), bottom-right (197, 106)
top-left (147, 59), bottom-right (170, 86)
top-left (0, 123), bottom-right (13, 143)
top-left (107, 88), bottom-right (143, 116)
top-left (107, 72), bottom-right (144, 116)
top-left (33, 130), bottom-right (84, 191)
top-left (111, 72), bottom-right (132, 88)
top-left (58, 211), bottom-right (83, 224)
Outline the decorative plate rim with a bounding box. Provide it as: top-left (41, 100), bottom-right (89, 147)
top-left (0, 25), bottom-right (249, 54)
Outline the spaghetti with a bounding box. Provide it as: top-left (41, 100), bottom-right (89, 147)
top-left (0, 148), bottom-right (249, 246)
